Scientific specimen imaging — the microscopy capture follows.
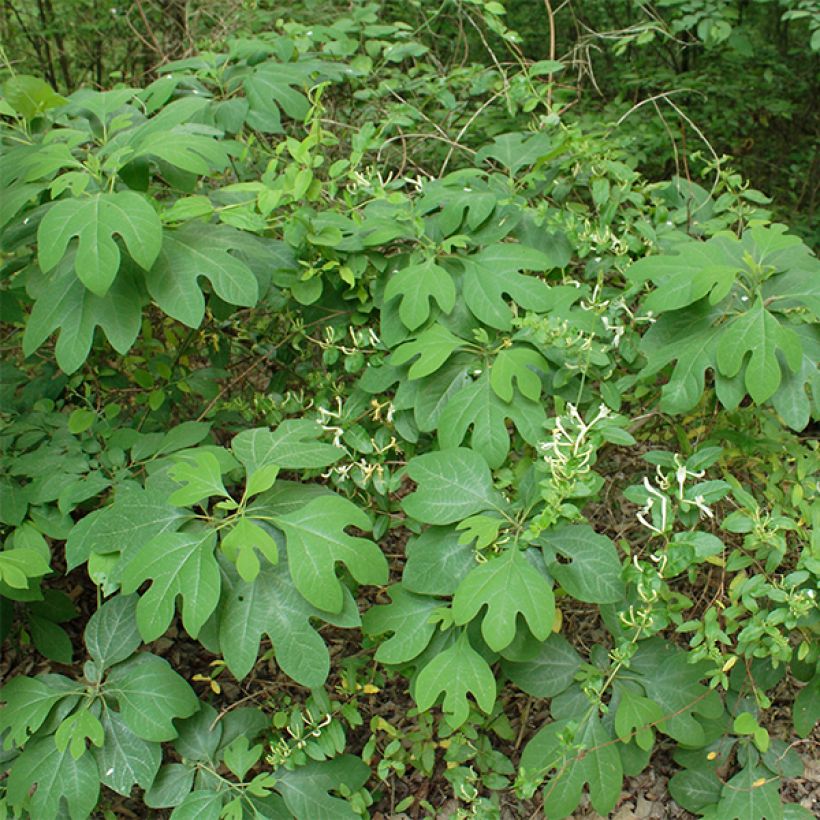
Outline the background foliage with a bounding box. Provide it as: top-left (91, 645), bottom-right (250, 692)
top-left (1, 1), bottom-right (818, 818)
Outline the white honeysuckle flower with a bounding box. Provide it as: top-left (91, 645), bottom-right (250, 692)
top-left (693, 495), bottom-right (715, 519)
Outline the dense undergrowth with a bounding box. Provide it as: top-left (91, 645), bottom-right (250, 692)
top-left (0, 2), bottom-right (818, 818)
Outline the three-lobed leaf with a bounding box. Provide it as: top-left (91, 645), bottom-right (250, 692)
top-left (383, 258), bottom-right (456, 330)
top-left (275, 494), bottom-right (387, 613)
top-left (452, 548), bottom-right (554, 651)
top-left (120, 528), bottom-right (220, 641)
top-left (414, 632), bottom-right (496, 728)
top-left (38, 191), bottom-right (162, 296)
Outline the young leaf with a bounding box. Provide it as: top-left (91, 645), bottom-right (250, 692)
top-left (169, 790), bottom-right (224, 820)
top-left (383, 258), bottom-right (456, 330)
top-left (403, 447), bottom-right (504, 525)
top-left (452, 548), bottom-right (554, 651)
top-left (55, 708), bottom-right (105, 759)
top-left (362, 584), bottom-right (440, 664)
top-left (222, 736), bottom-right (263, 780)
top-left (389, 323), bottom-right (467, 379)
top-left (275, 494), bottom-right (387, 613)
top-left (105, 653), bottom-right (198, 742)
top-left (3, 74), bottom-right (68, 119)
top-left (38, 191), bottom-right (162, 296)
top-left (221, 516), bottom-right (279, 582)
top-left (168, 450), bottom-right (230, 506)
top-left (540, 525), bottom-right (625, 604)
top-left (0, 547), bottom-right (50, 588)
top-left (414, 632), bottom-right (496, 727)
top-left (6, 736), bottom-right (99, 819)
top-left (490, 346), bottom-right (549, 402)
top-left (120, 528), bottom-right (220, 641)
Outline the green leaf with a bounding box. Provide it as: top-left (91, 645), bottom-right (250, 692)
top-left (669, 762), bottom-right (723, 812)
top-left (244, 64), bottom-right (311, 133)
top-left (629, 639), bottom-right (724, 746)
top-left (67, 408), bottom-right (96, 433)
top-left (490, 346), bottom-right (549, 402)
top-left (437, 373), bottom-right (546, 468)
top-left (628, 239), bottom-right (740, 314)
top-left (502, 634), bottom-right (582, 698)
top-left (146, 224), bottom-right (260, 327)
top-left (132, 130), bottom-right (234, 176)
top-left (716, 765), bottom-right (783, 820)
top-left (522, 714), bottom-right (623, 819)
top-left (2, 75), bottom-right (67, 119)
top-left (169, 791), bottom-right (224, 820)
top-left (403, 448), bottom-right (504, 525)
top-left (106, 653), bottom-right (198, 741)
top-left (55, 708), bottom-right (105, 759)
top-left (403, 526), bottom-right (477, 596)
top-left (23, 253), bottom-right (146, 373)
top-left (66, 477), bottom-right (189, 569)
top-left (733, 711), bottom-right (759, 735)
top-left (540, 525), bottom-right (625, 604)
top-left (38, 192), bottom-right (162, 296)
top-left (475, 132), bottom-right (557, 174)
top-left (221, 516), bottom-right (279, 582)
top-left (120, 528), bottom-right (220, 641)
top-left (362, 584), bottom-right (440, 664)
top-left (84, 594), bottom-right (141, 670)
top-left (716, 298), bottom-right (802, 403)
top-left (452, 549), bottom-right (554, 651)
top-left (168, 450), bottom-right (229, 506)
top-left (638, 301), bottom-right (724, 414)
top-left (222, 736), bottom-right (263, 780)
top-left (95, 709), bottom-right (161, 796)
top-left (0, 547), bottom-right (50, 588)
top-left (792, 675), bottom-right (818, 737)
top-left (144, 763), bottom-right (195, 809)
top-left (384, 258), bottom-right (456, 330)
top-left (614, 686), bottom-right (664, 750)
top-left (456, 514), bottom-right (504, 549)
top-left (6, 736), bottom-right (99, 820)
top-left (0, 675), bottom-right (78, 748)
top-left (415, 632), bottom-right (496, 727)
top-left (389, 323), bottom-right (467, 379)
top-left (232, 421), bottom-right (343, 472)
top-left (274, 756), bottom-right (370, 820)
top-left (217, 553), bottom-right (360, 686)
top-left (275, 494), bottom-right (387, 613)
top-left (461, 243), bottom-right (554, 329)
